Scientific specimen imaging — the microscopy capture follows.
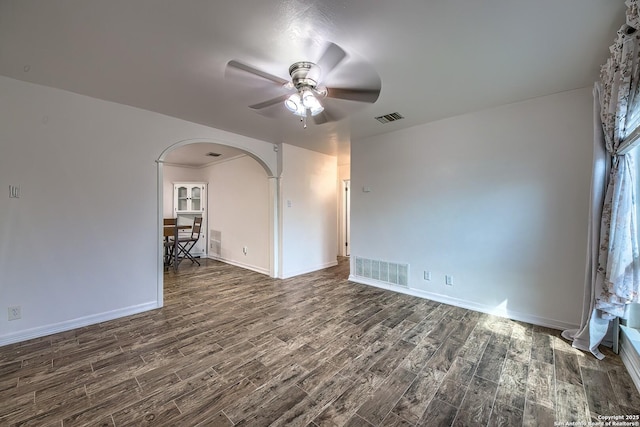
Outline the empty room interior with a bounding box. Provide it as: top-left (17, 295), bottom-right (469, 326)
top-left (2, 1), bottom-right (640, 426)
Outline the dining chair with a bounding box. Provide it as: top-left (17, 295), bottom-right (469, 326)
top-left (176, 216), bottom-right (203, 266)
top-left (163, 218), bottom-right (178, 268)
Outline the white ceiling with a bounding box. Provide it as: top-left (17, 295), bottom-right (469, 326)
top-left (0, 0), bottom-right (626, 163)
top-left (163, 142), bottom-right (248, 168)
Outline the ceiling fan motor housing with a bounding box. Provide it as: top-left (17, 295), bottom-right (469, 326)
top-left (289, 61), bottom-right (319, 89)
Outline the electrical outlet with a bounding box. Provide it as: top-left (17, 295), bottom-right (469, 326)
top-left (445, 275), bottom-right (453, 286)
top-left (8, 306), bottom-right (21, 321)
top-left (423, 271), bottom-right (431, 281)
top-left (242, 246), bottom-right (248, 255)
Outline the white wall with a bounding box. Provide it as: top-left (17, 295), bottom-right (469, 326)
top-left (350, 88), bottom-right (593, 329)
top-left (280, 144), bottom-right (338, 278)
top-left (0, 76), bottom-right (277, 345)
top-left (162, 158), bottom-right (271, 274)
top-left (205, 156), bottom-right (270, 274)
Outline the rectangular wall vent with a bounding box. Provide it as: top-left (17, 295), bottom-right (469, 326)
top-left (210, 230), bottom-right (222, 256)
top-left (375, 112), bottom-right (404, 124)
top-left (354, 256), bottom-right (409, 287)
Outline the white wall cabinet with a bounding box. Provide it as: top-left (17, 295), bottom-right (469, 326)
top-left (173, 182), bottom-right (207, 257)
top-left (174, 183), bottom-right (205, 213)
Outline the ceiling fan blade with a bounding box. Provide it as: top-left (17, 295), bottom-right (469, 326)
top-left (227, 60), bottom-right (289, 86)
top-left (316, 42), bottom-right (347, 76)
top-left (326, 87), bottom-right (381, 103)
top-left (312, 110), bottom-right (337, 125)
top-left (308, 42), bottom-right (347, 83)
top-left (249, 94), bottom-right (288, 110)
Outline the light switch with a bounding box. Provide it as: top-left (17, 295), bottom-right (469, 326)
top-left (9, 185), bottom-right (20, 198)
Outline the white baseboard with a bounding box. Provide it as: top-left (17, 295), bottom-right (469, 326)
top-left (620, 326), bottom-right (640, 393)
top-left (282, 260), bottom-right (338, 279)
top-left (207, 255), bottom-right (270, 276)
top-left (348, 275), bottom-right (578, 331)
top-left (0, 301), bottom-right (159, 347)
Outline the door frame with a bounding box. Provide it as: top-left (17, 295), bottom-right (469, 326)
top-left (342, 179), bottom-right (351, 257)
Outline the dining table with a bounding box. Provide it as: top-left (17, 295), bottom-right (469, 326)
top-left (163, 222), bottom-right (191, 271)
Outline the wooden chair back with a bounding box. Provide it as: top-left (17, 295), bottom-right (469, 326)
top-left (191, 217), bottom-right (203, 239)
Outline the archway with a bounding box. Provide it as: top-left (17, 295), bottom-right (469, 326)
top-left (156, 138), bottom-right (280, 307)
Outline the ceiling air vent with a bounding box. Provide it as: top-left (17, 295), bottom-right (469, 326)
top-left (375, 112), bottom-right (404, 124)
top-left (206, 152), bottom-right (222, 157)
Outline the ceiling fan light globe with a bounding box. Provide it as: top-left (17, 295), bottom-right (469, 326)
top-left (316, 86), bottom-right (328, 97)
top-left (301, 89), bottom-right (320, 109)
top-left (285, 92), bottom-right (310, 117)
top-left (309, 104), bottom-right (324, 116)
top-left (301, 89), bottom-right (324, 116)
top-left (286, 96), bottom-right (306, 116)
top-left (285, 93), bottom-right (301, 112)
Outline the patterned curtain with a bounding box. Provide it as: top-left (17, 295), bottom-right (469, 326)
top-left (628, 0), bottom-right (640, 30)
top-left (562, 0), bottom-right (640, 359)
top-left (596, 12), bottom-right (640, 319)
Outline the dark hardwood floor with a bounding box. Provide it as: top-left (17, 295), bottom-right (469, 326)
top-left (1, 258), bottom-right (639, 426)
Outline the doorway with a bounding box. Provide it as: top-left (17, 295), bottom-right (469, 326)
top-left (156, 140), bottom-right (280, 307)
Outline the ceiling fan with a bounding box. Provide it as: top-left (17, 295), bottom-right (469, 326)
top-left (226, 42), bottom-right (381, 127)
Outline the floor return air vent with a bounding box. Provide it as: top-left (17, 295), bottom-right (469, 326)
top-left (354, 256), bottom-right (409, 287)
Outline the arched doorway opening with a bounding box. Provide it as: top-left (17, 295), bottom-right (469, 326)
top-left (156, 139), bottom-right (279, 307)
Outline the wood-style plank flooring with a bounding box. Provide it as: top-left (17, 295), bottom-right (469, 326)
top-left (1, 258), bottom-right (639, 426)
